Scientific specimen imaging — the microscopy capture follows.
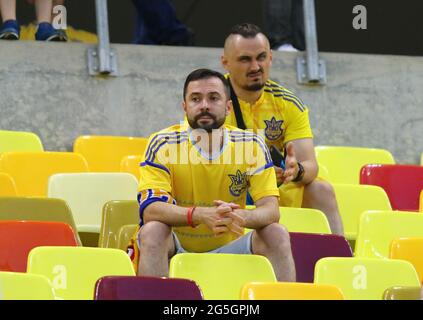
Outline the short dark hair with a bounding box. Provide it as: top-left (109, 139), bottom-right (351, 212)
top-left (227, 23), bottom-right (262, 39)
top-left (183, 68), bottom-right (230, 101)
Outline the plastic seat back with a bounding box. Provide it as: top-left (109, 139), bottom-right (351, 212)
top-left (390, 237), bottom-right (423, 283)
top-left (169, 253), bottom-right (276, 300)
top-left (0, 197), bottom-right (82, 245)
top-left (48, 173), bottom-right (138, 233)
top-left (95, 276), bottom-right (203, 300)
top-left (315, 146), bottom-right (395, 184)
top-left (245, 206), bottom-right (331, 234)
top-left (27, 247), bottom-right (135, 300)
top-left (0, 173), bottom-right (17, 196)
top-left (290, 232), bottom-right (353, 283)
top-left (120, 155), bottom-right (143, 181)
top-left (360, 164), bottom-right (423, 211)
top-left (314, 257), bottom-right (420, 300)
top-left (117, 224), bottom-right (138, 251)
top-left (0, 272), bottom-right (55, 300)
top-left (240, 282), bottom-right (344, 300)
top-left (98, 200), bottom-right (139, 248)
top-left (74, 135), bottom-right (147, 172)
top-left (383, 286), bottom-right (422, 300)
top-left (0, 130), bottom-right (44, 152)
top-left (355, 210), bottom-right (423, 258)
top-left (332, 184), bottom-right (392, 240)
top-left (420, 191), bottom-right (423, 212)
top-left (0, 221), bottom-right (78, 272)
top-left (0, 152), bottom-right (89, 197)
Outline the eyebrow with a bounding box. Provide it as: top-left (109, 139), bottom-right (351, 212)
top-left (237, 51), bottom-right (267, 60)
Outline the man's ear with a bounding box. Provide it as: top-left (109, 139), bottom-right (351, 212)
top-left (269, 49), bottom-right (273, 67)
top-left (182, 100), bottom-right (187, 113)
top-left (226, 100), bottom-right (233, 115)
top-left (221, 54), bottom-right (229, 71)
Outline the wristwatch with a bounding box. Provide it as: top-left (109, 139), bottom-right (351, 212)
top-left (292, 162), bottom-right (305, 182)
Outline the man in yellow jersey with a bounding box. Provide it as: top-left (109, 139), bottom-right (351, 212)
top-left (132, 68), bottom-right (295, 281)
top-left (221, 23), bottom-right (343, 235)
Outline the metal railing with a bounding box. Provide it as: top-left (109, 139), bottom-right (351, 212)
top-left (87, 0), bottom-right (118, 76)
top-left (296, 0), bottom-right (326, 85)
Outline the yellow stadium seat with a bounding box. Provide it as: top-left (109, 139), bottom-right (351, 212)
top-left (0, 129), bottom-right (44, 152)
top-left (332, 184), bottom-right (392, 240)
top-left (120, 155), bottom-right (143, 181)
top-left (0, 173), bottom-right (17, 196)
top-left (98, 200), bottom-right (139, 248)
top-left (117, 224), bottom-right (138, 251)
top-left (74, 135), bottom-right (147, 172)
top-left (314, 257), bottom-right (420, 300)
top-left (0, 197), bottom-right (82, 246)
top-left (315, 146), bottom-right (395, 184)
top-left (47, 173), bottom-right (138, 235)
top-left (383, 286), bottom-right (422, 300)
top-left (169, 253), bottom-right (276, 300)
top-left (0, 272), bottom-right (55, 300)
top-left (390, 237), bottom-right (423, 284)
top-left (0, 152), bottom-right (88, 197)
top-left (27, 247), bottom-right (135, 300)
top-left (355, 210), bottom-right (423, 259)
top-left (240, 282), bottom-right (344, 300)
top-left (245, 206), bottom-right (331, 234)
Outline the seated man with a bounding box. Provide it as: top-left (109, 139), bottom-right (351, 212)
top-left (221, 23), bottom-right (343, 235)
top-left (129, 68), bottom-right (295, 281)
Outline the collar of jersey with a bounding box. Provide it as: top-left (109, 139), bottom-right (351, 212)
top-left (238, 90), bottom-right (266, 107)
top-left (187, 126), bottom-right (229, 161)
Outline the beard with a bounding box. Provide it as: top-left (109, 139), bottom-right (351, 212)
top-left (242, 69), bottom-right (266, 91)
top-left (243, 82), bottom-right (265, 92)
top-left (188, 112), bottom-right (225, 133)
top-left (188, 111), bottom-right (225, 133)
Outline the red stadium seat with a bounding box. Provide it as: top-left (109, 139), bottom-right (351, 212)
top-left (0, 221), bottom-right (78, 272)
top-left (94, 276), bottom-right (203, 300)
top-left (360, 164), bottom-right (423, 211)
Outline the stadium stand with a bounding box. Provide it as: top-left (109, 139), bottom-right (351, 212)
top-left (169, 253), bottom-right (276, 300)
top-left (314, 257), bottom-right (420, 300)
top-left (27, 247), bottom-right (135, 300)
top-left (360, 164), bottom-right (423, 211)
top-left (94, 276), bottom-right (203, 300)
top-left (73, 135), bottom-right (147, 172)
top-left (315, 146), bottom-right (395, 184)
top-left (240, 282), bottom-right (344, 300)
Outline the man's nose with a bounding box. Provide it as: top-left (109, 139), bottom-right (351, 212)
top-left (200, 98), bottom-right (209, 110)
top-left (250, 59), bottom-right (260, 71)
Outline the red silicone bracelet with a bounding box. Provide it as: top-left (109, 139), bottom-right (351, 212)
top-left (187, 207), bottom-right (196, 228)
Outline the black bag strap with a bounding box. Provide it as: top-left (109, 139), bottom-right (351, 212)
top-left (228, 79), bottom-right (247, 130)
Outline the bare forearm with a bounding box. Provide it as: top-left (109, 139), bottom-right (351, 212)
top-left (143, 202), bottom-right (212, 227)
top-left (143, 202), bottom-right (190, 226)
top-left (235, 197), bottom-right (279, 229)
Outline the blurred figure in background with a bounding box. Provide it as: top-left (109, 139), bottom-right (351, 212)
top-left (0, 0), bottom-right (67, 41)
top-left (132, 0), bottom-right (194, 46)
top-left (263, 0), bottom-right (305, 52)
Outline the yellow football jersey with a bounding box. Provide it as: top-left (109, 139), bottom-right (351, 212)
top-left (225, 78), bottom-right (313, 153)
top-left (138, 123), bottom-right (279, 252)
top-left (225, 77), bottom-right (314, 207)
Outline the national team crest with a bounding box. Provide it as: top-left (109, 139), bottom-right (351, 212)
top-left (264, 116), bottom-right (284, 140)
top-left (228, 170), bottom-right (249, 197)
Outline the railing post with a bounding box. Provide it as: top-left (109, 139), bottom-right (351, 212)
top-left (87, 0), bottom-right (118, 76)
top-left (296, 0), bottom-right (326, 85)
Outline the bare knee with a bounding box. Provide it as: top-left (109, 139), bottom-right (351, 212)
top-left (139, 221), bottom-right (171, 252)
top-left (254, 223), bottom-right (291, 253)
top-left (304, 180), bottom-right (337, 207)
